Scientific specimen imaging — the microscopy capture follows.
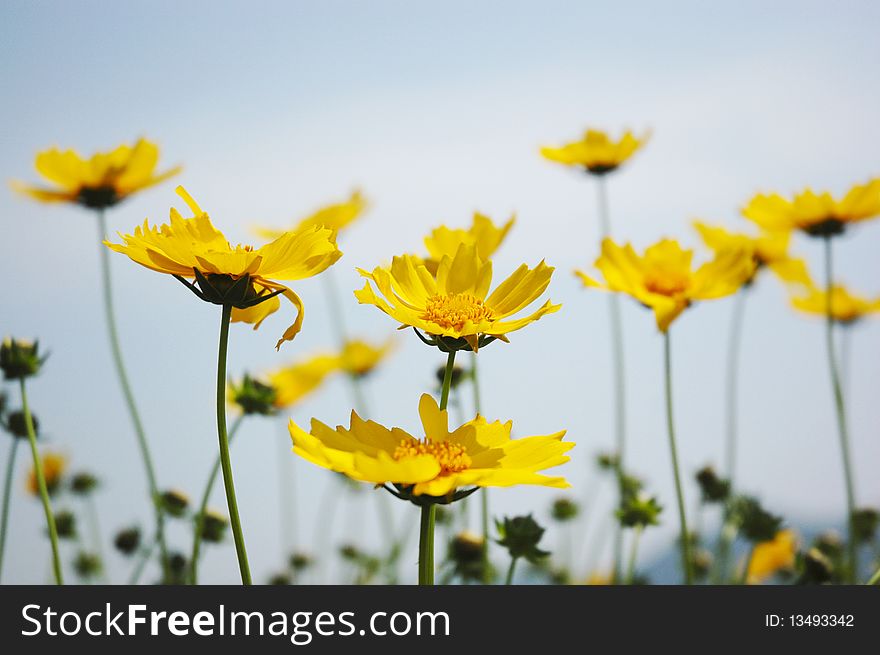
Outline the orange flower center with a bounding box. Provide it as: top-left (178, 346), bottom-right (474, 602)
top-left (393, 437), bottom-right (472, 474)
top-left (422, 293), bottom-right (492, 331)
top-left (644, 270), bottom-right (690, 296)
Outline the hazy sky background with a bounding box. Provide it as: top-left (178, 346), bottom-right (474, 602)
top-left (1, 0), bottom-right (878, 584)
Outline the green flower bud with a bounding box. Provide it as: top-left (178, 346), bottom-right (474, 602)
top-left (198, 510), bottom-right (228, 543)
top-left (551, 497), bottom-right (579, 522)
top-left (620, 473), bottom-right (644, 500)
top-left (289, 552), bottom-right (313, 571)
top-left (164, 552), bottom-right (188, 583)
top-left (6, 410), bottom-right (38, 440)
top-left (54, 510), bottom-right (76, 540)
top-left (339, 544), bottom-right (361, 561)
top-left (229, 374), bottom-right (278, 416)
top-left (616, 493), bottom-right (662, 528)
top-left (596, 452), bottom-right (620, 472)
top-left (434, 505), bottom-right (452, 525)
top-left (70, 472), bottom-right (99, 496)
top-left (269, 573), bottom-right (291, 585)
top-left (799, 547), bottom-right (834, 584)
top-left (851, 507), bottom-right (879, 543)
top-left (160, 490), bottom-right (190, 518)
top-left (495, 514), bottom-right (549, 564)
top-left (813, 530), bottom-right (843, 561)
top-left (695, 465), bottom-right (730, 503)
top-left (1, 337), bottom-right (47, 380)
top-left (73, 552), bottom-right (102, 579)
top-left (435, 364), bottom-right (465, 389)
top-left (114, 527), bottom-right (141, 555)
top-left (729, 496), bottom-right (783, 542)
top-left (446, 531), bottom-right (487, 583)
top-left (692, 548), bottom-right (713, 580)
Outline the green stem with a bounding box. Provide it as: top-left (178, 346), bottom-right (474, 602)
top-left (741, 544), bottom-right (756, 585)
top-left (0, 438), bottom-right (19, 582)
top-left (663, 331), bottom-right (693, 585)
top-left (440, 351), bottom-right (457, 411)
top-left (20, 379), bottom-right (63, 584)
top-left (128, 534), bottom-right (157, 585)
top-left (822, 237), bottom-right (857, 583)
top-left (471, 353), bottom-right (492, 584)
top-left (418, 504), bottom-right (436, 585)
top-left (724, 287), bottom-right (747, 487)
top-left (85, 496), bottom-right (108, 583)
top-left (216, 304), bottom-right (251, 584)
top-left (96, 210), bottom-right (169, 580)
top-left (625, 525), bottom-right (643, 585)
top-left (315, 476), bottom-right (343, 582)
top-left (190, 414), bottom-right (245, 584)
top-left (505, 556), bottom-right (518, 585)
top-left (866, 565), bottom-right (880, 586)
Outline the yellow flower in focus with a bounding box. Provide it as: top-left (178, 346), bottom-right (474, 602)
top-left (11, 138), bottom-right (181, 209)
top-left (105, 186), bottom-right (342, 349)
top-left (337, 338), bottom-right (395, 377)
top-left (577, 238), bottom-right (756, 332)
top-left (791, 283), bottom-right (880, 325)
top-left (741, 179), bottom-right (880, 237)
top-left (422, 212), bottom-right (515, 274)
top-left (27, 452), bottom-right (66, 496)
top-left (253, 190), bottom-right (367, 241)
top-left (747, 530), bottom-right (798, 584)
top-left (540, 128), bottom-right (649, 175)
top-left (268, 354), bottom-right (340, 409)
top-left (289, 393), bottom-right (572, 498)
top-left (694, 222), bottom-right (809, 285)
top-left (355, 244), bottom-right (560, 351)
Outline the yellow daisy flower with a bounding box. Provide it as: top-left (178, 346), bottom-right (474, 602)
top-left (422, 212), bottom-right (515, 274)
top-left (337, 338), bottom-right (395, 377)
top-left (694, 222), bottom-right (809, 284)
top-left (540, 128), bottom-right (650, 175)
top-left (11, 138), bottom-right (181, 209)
top-left (746, 530), bottom-right (798, 584)
top-left (27, 452), bottom-right (66, 497)
top-left (577, 238), bottom-right (755, 332)
top-left (791, 283), bottom-right (880, 325)
top-left (741, 179), bottom-right (880, 237)
top-left (289, 393), bottom-right (572, 500)
top-left (253, 190), bottom-right (366, 241)
top-left (105, 186), bottom-right (342, 349)
top-left (355, 244), bottom-right (560, 352)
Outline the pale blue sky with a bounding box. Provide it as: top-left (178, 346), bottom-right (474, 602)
top-left (1, 1), bottom-right (878, 583)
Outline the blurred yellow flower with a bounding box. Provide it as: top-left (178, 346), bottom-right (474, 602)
top-left (540, 128), bottom-right (649, 175)
top-left (253, 190), bottom-right (366, 241)
top-left (423, 212), bottom-right (515, 274)
top-left (577, 238), bottom-right (755, 332)
top-left (289, 393), bottom-right (572, 498)
top-left (268, 354), bottom-right (340, 409)
top-left (747, 530), bottom-right (798, 584)
top-left (742, 179), bottom-right (880, 237)
top-left (337, 338), bottom-right (394, 377)
top-left (27, 452), bottom-right (66, 496)
top-left (584, 571), bottom-right (612, 585)
top-left (355, 244), bottom-right (560, 351)
top-left (791, 283), bottom-right (880, 325)
top-left (105, 186), bottom-right (342, 349)
top-left (11, 138), bottom-right (181, 209)
top-left (694, 222), bottom-right (809, 284)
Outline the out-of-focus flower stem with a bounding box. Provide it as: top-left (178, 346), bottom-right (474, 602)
top-left (625, 525), bottom-right (643, 585)
top-left (0, 438), bottom-right (20, 582)
top-left (216, 304), bottom-right (251, 584)
top-left (96, 210), bottom-right (169, 581)
top-left (504, 555), bottom-right (518, 585)
top-left (823, 237), bottom-right (857, 583)
top-left (20, 379), bottom-right (63, 584)
top-left (471, 353), bottom-right (492, 584)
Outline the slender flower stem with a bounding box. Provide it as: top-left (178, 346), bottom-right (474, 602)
top-left (866, 566), bottom-right (880, 586)
top-left (20, 379), bottom-right (63, 584)
top-left (625, 526), bottom-right (643, 585)
top-left (190, 414), bottom-right (245, 584)
top-left (724, 287), bottom-right (747, 487)
top-left (822, 237), bottom-right (857, 583)
top-left (216, 304), bottom-right (251, 584)
top-left (740, 544), bottom-right (756, 585)
top-left (96, 210), bottom-right (169, 580)
top-left (0, 438), bottom-right (20, 582)
top-left (663, 332), bottom-right (693, 585)
top-left (417, 350), bottom-right (458, 586)
top-left (596, 175), bottom-right (627, 583)
top-left (128, 535), bottom-right (157, 585)
top-left (471, 354), bottom-right (492, 584)
top-left (505, 556), bottom-right (518, 585)
top-left (418, 504), bottom-right (436, 585)
top-left (85, 496), bottom-right (108, 583)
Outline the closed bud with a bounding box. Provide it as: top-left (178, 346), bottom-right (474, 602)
top-left (851, 507), bottom-right (879, 543)
top-left (813, 530), bottom-right (843, 560)
top-left (616, 493), bottom-right (662, 528)
top-left (551, 497), bottom-right (579, 522)
top-left (596, 452), bottom-right (620, 472)
top-left (229, 374), bottom-right (278, 416)
top-left (1, 337), bottom-right (47, 380)
top-left (435, 364), bottom-right (465, 389)
top-left (434, 506), bottom-right (452, 525)
top-left (73, 552), bottom-right (102, 579)
top-left (729, 495), bottom-right (783, 542)
top-left (269, 573), bottom-right (291, 585)
top-left (114, 527), bottom-right (141, 555)
top-left (70, 472), bottom-right (99, 496)
top-left (495, 514), bottom-right (550, 564)
top-left (164, 552), bottom-right (188, 584)
top-left (695, 465), bottom-right (730, 503)
top-left (160, 490), bottom-right (190, 517)
top-left (447, 531), bottom-right (489, 583)
top-left (289, 552), bottom-right (313, 571)
top-left (54, 510), bottom-right (76, 539)
top-left (339, 544), bottom-right (361, 561)
top-left (799, 547), bottom-right (834, 584)
top-left (198, 510), bottom-right (228, 543)
top-left (6, 410), bottom-right (37, 439)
